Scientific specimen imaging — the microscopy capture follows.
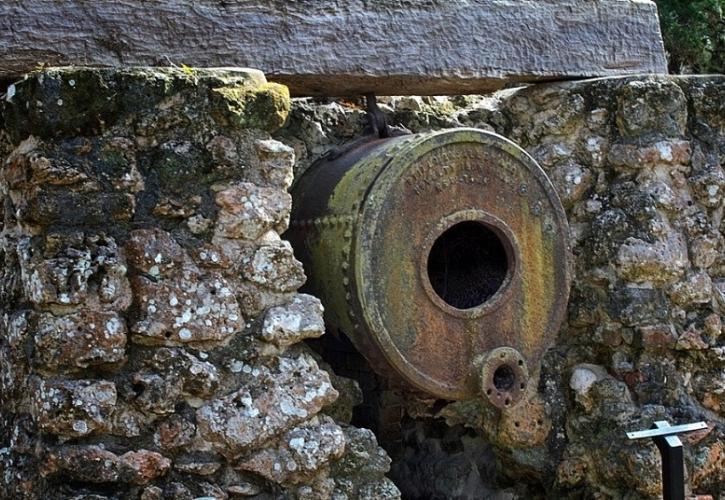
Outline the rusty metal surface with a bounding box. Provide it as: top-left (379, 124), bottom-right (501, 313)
top-left (288, 128), bottom-right (572, 404)
top-left (480, 347), bottom-right (529, 409)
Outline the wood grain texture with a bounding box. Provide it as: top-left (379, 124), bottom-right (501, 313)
top-left (0, 0), bottom-right (668, 96)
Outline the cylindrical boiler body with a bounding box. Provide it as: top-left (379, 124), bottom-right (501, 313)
top-left (288, 128), bottom-right (571, 407)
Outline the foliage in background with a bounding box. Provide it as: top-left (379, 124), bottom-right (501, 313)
top-left (655, 0), bottom-right (724, 74)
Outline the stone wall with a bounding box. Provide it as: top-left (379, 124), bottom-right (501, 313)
top-left (278, 76), bottom-right (725, 499)
top-left (0, 68), bottom-right (398, 500)
top-left (2, 68), bottom-right (723, 500)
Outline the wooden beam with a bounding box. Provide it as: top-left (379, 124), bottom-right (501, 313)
top-left (0, 0), bottom-right (668, 96)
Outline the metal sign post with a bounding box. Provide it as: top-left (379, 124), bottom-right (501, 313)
top-left (626, 421), bottom-right (708, 500)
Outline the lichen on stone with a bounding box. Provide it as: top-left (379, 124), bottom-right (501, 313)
top-left (278, 75), bottom-right (725, 498)
top-left (0, 67), bottom-right (397, 499)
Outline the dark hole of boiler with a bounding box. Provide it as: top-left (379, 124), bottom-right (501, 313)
top-left (427, 221), bottom-right (508, 309)
top-left (493, 364), bottom-right (516, 392)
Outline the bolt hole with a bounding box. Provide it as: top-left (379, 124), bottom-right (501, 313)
top-left (518, 359), bottom-right (524, 366)
top-left (486, 388), bottom-right (492, 395)
top-left (537, 419), bottom-right (543, 426)
top-left (427, 221), bottom-right (509, 309)
top-left (131, 382), bottom-right (145, 396)
top-left (493, 364), bottom-right (516, 392)
top-left (520, 383), bottom-right (525, 390)
top-left (504, 398), bottom-right (511, 406)
top-left (514, 421), bottom-right (520, 428)
top-left (164, 331), bottom-right (172, 339)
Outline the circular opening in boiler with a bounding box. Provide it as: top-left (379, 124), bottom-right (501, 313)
top-left (426, 221), bottom-right (509, 309)
top-left (493, 364), bottom-right (516, 392)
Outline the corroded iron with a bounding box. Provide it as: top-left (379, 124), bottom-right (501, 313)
top-left (288, 128), bottom-right (572, 406)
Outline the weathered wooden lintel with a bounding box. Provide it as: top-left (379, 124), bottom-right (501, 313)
top-left (0, 0), bottom-right (668, 96)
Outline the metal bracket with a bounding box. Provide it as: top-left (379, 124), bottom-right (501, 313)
top-left (320, 93), bottom-right (403, 162)
top-left (627, 420), bottom-right (707, 500)
top-left (364, 93), bottom-right (390, 138)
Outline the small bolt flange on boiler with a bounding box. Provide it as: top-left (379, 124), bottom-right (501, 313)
top-left (287, 128), bottom-right (572, 409)
top-left (479, 347), bottom-right (529, 409)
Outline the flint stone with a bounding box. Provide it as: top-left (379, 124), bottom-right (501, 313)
top-left (33, 310), bottom-right (127, 371)
top-left (130, 350), bottom-right (222, 414)
top-left (714, 280), bottom-right (725, 315)
top-left (261, 294), bottom-right (325, 348)
top-left (607, 285), bottom-right (668, 327)
top-left (690, 166), bottom-right (725, 208)
top-left (690, 234), bottom-right (721, 270)
top-left (173, 458), bottom-right (222, 476)
top-left (130, 267), bottom-right (243, 346)
top-left (120, 450), bottom-right (172, 485)
top-left (357, 479), bottom-right (402, 500)
top-left (639, 178), bottom-right (683, 212)
top-left (41, 446), bottom-right (122, 483)
top-left (148, 348), bottom-right (220, 399)
top-left (225, 482), bottom-right (262, 496)
top-left (34, 379), bottom-right (117, 438)
top-left (126, 229), bottom-right (244, 345)
top-left (214, 182), bottom-right (291, 241)
top-left (607, 140), bottom-right (691, 169)
top-left (549, 162), bottom-right (593, 208)
top-left (615, 80), bottom-right (687, 139)
top-left (694, 372), bottom-right (725, 413)
top-left (18, 234), bottom-right (131, 310)
top-left (637, 323), bottom-right (677, 348)
top-left (236, 418), bottom-right (345, 485)
top-left (690, 441), bottom-right (725, 491)
top-left (130, 371), bottom-right (182, 416)
top-left (703, 314), bottom-right (722, 339)
top-left (240, 241), bottom-right (306, 293)
top-left (154, 415), bottom-right (196, 451)
top-left (1, 138), bottom-right (138, 226)
top-left (329, 426), bottom-right (397, 499)
top-left (295, 478), bottom-right (335, 500)
top-left (570, 364), bottom-right (610, 413)
top-left (675, 326), bottom-right (709, 350)
top-left (125, 229), bottom-right (186, 279)
top-left (669, 271), bottom-right (713, 306)
top-left (41, 446), bottom-right (170, 485)
top-left (140, 486), bottom-right (164, 500)
top-left (196, 354), bottom-right (338, 457)
top-left (126, 350), bottom-right (219, 416)
top-left (255, 139), bottom-right (295, 190)
top-left (570, 364), bottom-right (609, 397)
top-left (616, 233), bottom-right (689, 286)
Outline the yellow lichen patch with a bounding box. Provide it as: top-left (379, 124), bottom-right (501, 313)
top-left (211, 82), bottom-right (291, 133)
top-left (496, 379), bottom-right (551, 447)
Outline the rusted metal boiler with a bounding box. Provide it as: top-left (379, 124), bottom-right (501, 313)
top-left (287, 128), bottom-right (571, 408)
